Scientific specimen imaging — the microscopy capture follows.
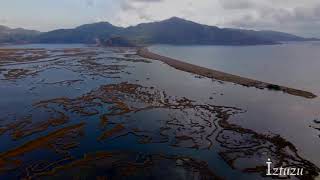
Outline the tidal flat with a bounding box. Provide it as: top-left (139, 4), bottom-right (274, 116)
top-left (0, 44), bottom-right (320, 179)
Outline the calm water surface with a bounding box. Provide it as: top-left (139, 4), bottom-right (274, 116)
top-left (150, 42), bottom-right (320, 95)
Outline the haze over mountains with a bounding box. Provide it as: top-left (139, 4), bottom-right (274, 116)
top-left (0, 25), bottom-right (40, 43)
top-left (0, 17), bottom-right (317, 45)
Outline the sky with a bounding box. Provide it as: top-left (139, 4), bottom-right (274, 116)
top-left (1, 0), bottom-right (320, 37)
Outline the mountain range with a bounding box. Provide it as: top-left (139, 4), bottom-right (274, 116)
top-left (0, 17), bottom-right (318, 45)
top-left (0, 25), bottom-right (40, 43)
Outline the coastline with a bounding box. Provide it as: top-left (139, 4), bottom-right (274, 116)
top-left (137, 47), bottom-right (317, 99)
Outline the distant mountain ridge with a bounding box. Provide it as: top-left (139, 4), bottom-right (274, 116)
top-left (0, 25), bottom-right (40, 43)
top-left (35, 22), bottom-right (123, 44)
top-left (1, 17), bottom-right (318, 45)
top-left (120, 17), bottom-right (275, 45)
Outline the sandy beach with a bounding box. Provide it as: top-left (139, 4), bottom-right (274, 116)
top-left (138, 48), bottom-right (317, 99)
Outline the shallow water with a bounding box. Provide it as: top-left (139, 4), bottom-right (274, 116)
top-left (0, 44), bottom-right (319, 179)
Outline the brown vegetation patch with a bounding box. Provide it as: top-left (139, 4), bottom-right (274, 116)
top-left (23, 151), bottom-right (222, 180)
top-left (3, 69), bottom-right (32, 79)
top-left (0, 48), bottom-right (48, 65)
top-left (30, 82), bottom-right (320, 179)
top-left (0, 123), bottom-right (85, 172)
top-left (99, 124), bottom-right (126, 141)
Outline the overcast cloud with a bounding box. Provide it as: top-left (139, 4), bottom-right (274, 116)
top-left (0, 0), bottom-right (319, 37)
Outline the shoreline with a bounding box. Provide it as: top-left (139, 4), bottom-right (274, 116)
top-left (137, 48), bottom-right (317, 99)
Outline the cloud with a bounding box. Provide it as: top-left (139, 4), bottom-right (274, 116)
top-left (120, 0), bottom-right (164, 11)
top-left (219, 0), bottom-right (258, 10)
top-left (1, 0), bottom-right (320, 37)
top-left (0, 17), bottom-right (7, 24)
top-left (114, 0), bottom-right (165, 25)
top-left (85, 0), bottom-right (96, 8)
top-left (214, 0), bottom-right (320, 36)
top-left (130, 0), bottom-right (163, 2)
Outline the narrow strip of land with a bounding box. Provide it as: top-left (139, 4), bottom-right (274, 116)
top-left (138, 48), bottom-right (317, 99)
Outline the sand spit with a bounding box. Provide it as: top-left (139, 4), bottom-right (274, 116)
top-left (138, 48), bottom-right (317, 99)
